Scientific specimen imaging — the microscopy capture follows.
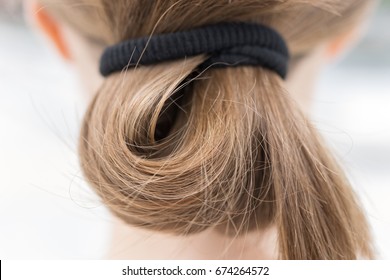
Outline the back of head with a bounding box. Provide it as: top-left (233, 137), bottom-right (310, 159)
top-left (41, 0), bottom-right (374, 259)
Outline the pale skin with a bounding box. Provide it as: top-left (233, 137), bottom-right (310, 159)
top-left (25, 0), bottom-right (366, 259)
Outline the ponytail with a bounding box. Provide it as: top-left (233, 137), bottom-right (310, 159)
top-left (79, 57), bottom-right (373, 258)
top-left (41, 0), bottom-right (374, 259)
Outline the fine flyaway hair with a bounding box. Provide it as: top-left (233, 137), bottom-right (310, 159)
top-left (40, 0), bottom-right (374, 259)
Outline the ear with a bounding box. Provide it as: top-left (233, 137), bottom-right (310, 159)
top-left (325, 24), bottom-right (366, 61)
top-left (25, 0), bottom-right (71, 60)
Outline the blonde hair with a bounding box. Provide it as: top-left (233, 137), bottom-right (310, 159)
top-left (41, 0), bottom-right (374, 259)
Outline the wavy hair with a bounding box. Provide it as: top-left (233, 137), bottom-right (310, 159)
top-left (40, 0), bottom-right (374, 259)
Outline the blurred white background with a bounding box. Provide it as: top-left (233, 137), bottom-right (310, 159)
top-left (0, 1), bottom-right (389, 259)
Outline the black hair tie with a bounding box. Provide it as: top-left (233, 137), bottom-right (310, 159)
top-left (100, 22), bottom-right (290, 79)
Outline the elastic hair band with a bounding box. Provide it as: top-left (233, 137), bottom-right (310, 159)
top-left (100, 22), bottom-right (290, 79)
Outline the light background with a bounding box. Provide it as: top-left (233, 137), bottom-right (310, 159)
top-left (0, 3), bottom-right (389, 259)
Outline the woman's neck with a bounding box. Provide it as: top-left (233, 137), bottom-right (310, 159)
top-left (106, 218), bottom-right (278, 260)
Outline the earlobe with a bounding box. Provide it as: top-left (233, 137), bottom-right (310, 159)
top-left (325, 26), bottom-right (363, 60)
top-left (326, 34), bottom-right (351, 59)
top-left (27, 1), bottom-right (72, 60)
